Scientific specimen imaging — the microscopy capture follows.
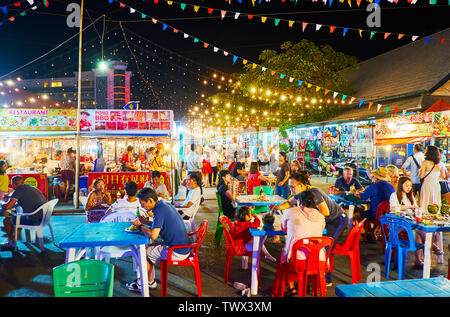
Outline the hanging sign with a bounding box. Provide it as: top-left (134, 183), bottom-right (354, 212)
top-left (374, 113), bottom-right (432, 145)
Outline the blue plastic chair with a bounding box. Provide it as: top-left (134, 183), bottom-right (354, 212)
top-left (379, 215), bottom-right (423, 280)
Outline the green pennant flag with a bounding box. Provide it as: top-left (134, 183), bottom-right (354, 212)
top-left (429, 0), bottom-right (437, 4)
top-left (141, 13), bottom-right (147, 19)
top-left (385, 106), bottom-right (390, 114)
top-left (193, 38), bottom-right (199, 43)
top-left (274, 18), bottom-right (280, 26)
top-left (180, 3), bottom-right (186, 10)
top-left (370, 31), bottom-right (376, 39)
top-left (20, 12), bottom-right (26, 16)
top-left (342, 94), bottom-right (347, 101)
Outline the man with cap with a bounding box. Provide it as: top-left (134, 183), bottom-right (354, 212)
top-left (352, 166), bottom-right (395, 222)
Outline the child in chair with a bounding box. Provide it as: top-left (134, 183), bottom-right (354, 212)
top-left (231, 206), bottom-right (276, 262)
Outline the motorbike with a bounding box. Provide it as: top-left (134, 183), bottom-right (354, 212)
top-left (318, 156), bottom-right (336, 177)
top-left (304, 159), bottom-right (320, 175)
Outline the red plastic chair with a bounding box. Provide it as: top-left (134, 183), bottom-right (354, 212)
top-left (330, 219), bottom-right (366, 284)
top-left (363, 200), bottom-right (389, 245)
top-left (160, 220), bottom-right (208, 297)
top-left (272, 237), bottom-right (334, 297)
top-left (219, 216), bottom-right (261, 285)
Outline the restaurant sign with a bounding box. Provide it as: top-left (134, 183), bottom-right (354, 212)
top-left (375, 113), bottom-right (432, 141)
top-left (0, 108), bottom-right (173, 134)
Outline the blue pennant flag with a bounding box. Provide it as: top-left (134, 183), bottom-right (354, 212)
top-left (108, 0), bottom-right (113, 3)
top-left (343, 28), bottom-right (349, 36)
top-left (329, 0), bottom-right (333, 7)
top-left (162, 24), bottom-right (168, 31)
top-left (1, 7), bottom-right (7, 14)
top-left (424, 37), bottom-right (431, 44)
top-left (123, 101), bottom-right (140, 110)
top-left (358, 100), bottom-right (364, 108)
top-left (232, 55), bottom-right (238, 64)
top-left (298, 80), bottom-right (303, 86)
top-left (238, 0), bottom-right (242, 3)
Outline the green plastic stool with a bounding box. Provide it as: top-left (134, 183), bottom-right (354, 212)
top-left (214, 193), bottom-right (224, 246)
top-left (252, 186), bottom-right (274, 214)
top-left (53, 259), bottom-right (114, 297)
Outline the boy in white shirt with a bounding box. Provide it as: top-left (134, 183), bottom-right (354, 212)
top-left (176, 173), bottom-right (201, 220)
top-left (144, 171), bottom-right (170, 199)
top-left (105, 181), bottom-right (147, 217)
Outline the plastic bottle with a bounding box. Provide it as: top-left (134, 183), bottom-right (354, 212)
top-left (136, 206), bottom-right (141, 218)
top-left (415, 207), bottom-right (422, 223)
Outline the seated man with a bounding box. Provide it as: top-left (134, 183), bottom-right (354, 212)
top-left (2, 175), bottom-right (47, 248)
top-left (175, 173), bottom-right (201, 220)
top-left (105, 181), bottom-right (147, 217)
top-left (352, 166), bottom-right (395, 222)
top-left (231, 155), bottom-right (247, 182)
top-left (333, 167), bottom-right (364, 194)
top-left (144, 171), bottom-right (169, 200)
top-left (126, 188), bottom-right (192, 292)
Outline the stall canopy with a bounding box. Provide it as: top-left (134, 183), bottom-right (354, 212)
top-left (423, 99), bottom-right (450, 113)
top-left (374, 112), bottom-right (432, 146)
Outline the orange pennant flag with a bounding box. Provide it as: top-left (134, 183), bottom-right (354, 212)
top-left (384, 33), bottom-right (390, 39)
top-left (398, 34), bottom-right (404, 39)
top-left (204, 43), bottom-right (209, 48)
top-left (270, 70), bottom-right (276, 76)
top-left (348, 0), bottom-right (352, 7)
top-left (368, 102), bottom-right (373, 110)
top-left (324, 89), bottom-right (330, 95)
top-left (356, 0), bottom-right (361, 5)
top-left (330, 26), bottom-right (336, 33)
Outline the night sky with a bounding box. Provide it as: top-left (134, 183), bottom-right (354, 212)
top-left (0, 0), bottom-right (449, 120)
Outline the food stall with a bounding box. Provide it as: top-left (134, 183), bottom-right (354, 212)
top-left (0, 108), bottom-right (176, 204)
top-left (374, 112), bottom-right (433, 168)
top-left (426, 99), bottom-right (450, 164)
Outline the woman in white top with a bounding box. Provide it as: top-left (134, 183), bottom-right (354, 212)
top-left (419, 145), bottom-right (446, 209)
top-left (389, 177), bottom-right (418, 214)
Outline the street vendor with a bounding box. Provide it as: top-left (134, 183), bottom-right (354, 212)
top-left (121, 145), bottom-right (138, 172)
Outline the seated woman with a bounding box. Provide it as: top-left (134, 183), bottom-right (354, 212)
top-left (389, 176), bottom-right (417, 214)
top-left (217, 170), bottom-right (236, 219)
top-left (105, 181), bottom-right (147, 217)
top-left (275, 190), bottom-right (326, 297)
top-left (85, 178), bottom-right (112, 211)
top-left (247, 161), bottom-right (270, 195)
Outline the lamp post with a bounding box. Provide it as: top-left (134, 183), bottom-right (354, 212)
top-left (74, 0), bottom-right (84, 209)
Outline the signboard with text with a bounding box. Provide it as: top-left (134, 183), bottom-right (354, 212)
top-left (375, 113), bottom-right (432, 141)
top-left (7, 173), bottom-right (48, 199)
top-left (0, 109), bottom-right (77, 132)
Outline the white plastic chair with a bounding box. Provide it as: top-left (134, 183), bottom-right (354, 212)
top-left (96, 211), bottom-right (139, 271)
top-left (12, 199), bottom-right (59, 251)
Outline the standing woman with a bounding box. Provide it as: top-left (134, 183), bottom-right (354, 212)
top-left (275, 152), bottom-right (291, 199)
top-left (419, 145), bottom-right (446, 209)
top-left (0, 160), bottom-right (9, 200)
top-left (60, 148), bottom-right (76, 201)
top-left (202, 148), bottom-right (213, 187)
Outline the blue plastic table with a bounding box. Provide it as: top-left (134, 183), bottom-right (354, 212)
top-left (386, 214), bottom-right (450, 278)
top-left (59, 222), bottom-right (150, 297)
top-left (248, 227), bottom-right (286, 296)
top-left (236, 195), bottom-right (287, 207)
top-left (329, 194), bottom-right (369, 231)
top-left (335, 276), bottom-right (450, 297)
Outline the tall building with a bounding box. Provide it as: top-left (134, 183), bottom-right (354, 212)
top-left (6, 60), bottom-right (131, 109)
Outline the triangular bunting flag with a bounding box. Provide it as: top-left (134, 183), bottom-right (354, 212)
top-left (424, 37), bottom-right (431, 44)
top-left (251, 0), bottom-right (256, 5)
top-left (330, 26), bottom-right (336, 33)
top-left (194, 6), bottom-right (200, 12)
top-left (155, 0), bottom-right (160, 3)
top-left (270, 70), bottom-right (276, 76)
top-left (333, 92), bottom-right (338, 99)
top-left (329, 0), bottom-right (333, 6)
top-left (350, 97), bottom-right (355, 104)
top-left (356, 0), bottom-right (362, 5)
top-left (368, 102), bottom-right (373, 110)
top-left (324, 89), bottom-right (329, 95)
top-left (289, 77), bottom-right (294, 83)
top-left (288, 20), bottom-right (295, 27)
top-left (248, 15), bottom-right (254, 19)
top-left (14, 2), bottom-right (21, 7)
top-left (261, 16), bottom-right (267, 23)
top-left (119, 3), bottom-right (125, 7)
top-left (261, 67), bottom-right (267, 72)
top-left (316, 86), bottom-right (321, 92)
top-left (384, 33), bottom-right (391, 39)
top-left (43, 0), bottom-right (48, 6)
top-left (348, 0), bottom-right (352, 7)
top-left (242, 59), bottom-right (248, 65)
top-left (162, 24), bottom-right (168, 31)
top-left (141, 13), bottom-right (147, 19)
top-left (358, 100), bottom-right (364, 107)
top-left (234, 12), bottom-right (240, 19)
top-left (130, 8), bottom-right (136, 13)
top-left (173, 29), bottom-right (178, 33)
top-left (27, 0), bottom-right (34, 5)
top-left (1, 7), bottom-right (7, 14)
top-left (370, 31), bottom-right (376, 39)
top-left (302, 23), bottom-right (308, 32)
top-left (316, 24), bottom-right (322, 31)
top-left (213, 47), bottom-right (219, 52)
top-left (166, 0), bottom-right (172, 4)
top-left (298, 80), bottom-right (303, 86)
top-left (412, 35), bottom-right (419, 41)
top-left (307, 83), bottom-right (312, 88)
top-left (20, 12), bottom-right (26, 16)
top-left (274, 19), bottom-right (280, 26)
top-left (430, 0), bottom-right (437, 4)
top-left (233, 56), bottom-right (238, 64)
top-left (221, 10), bottom-right (227, 19)
top-left (394, 108), bottom-right (398, 116)
top-left (398, 34), bottom-right (404, 39)
top-left (203, 43), bottom-right (209, 48)
top-left (8, 17), bottom-right (14, 21)
top-left (183, 33), bottom-right (189, 38)
top-left (207, 8), bottom-right (213, 14)
top-left (224, 51), bottom-right (229, 56)
top-left (193, 38), bottom-right (199, 43)
top-left (280, 74), bottom-right (285, 79)
top-left (359, 30), bottom-right (363, 37)
top-left (343, 28), bottom-right (349, 36)
top-left (377, 104), bottom-right (382, 112)
top-left (342, 95), bottom-right (347, 101)
top-left (152, 18), bottom-right (158, 24)
top-left (385, 106), bottom-right (390, 114)
top-left (252, 63), bottom-right (258, 69)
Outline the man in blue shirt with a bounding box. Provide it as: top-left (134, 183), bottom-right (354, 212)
top-left (333, 167), bottom-right (363, 194)
top-left (353, 166), bottom-right (395, 221)
top-left (126, 188), bottom-right (192, 292)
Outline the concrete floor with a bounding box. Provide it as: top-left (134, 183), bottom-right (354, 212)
top-left (0, 176), bottom-right (448, 297)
